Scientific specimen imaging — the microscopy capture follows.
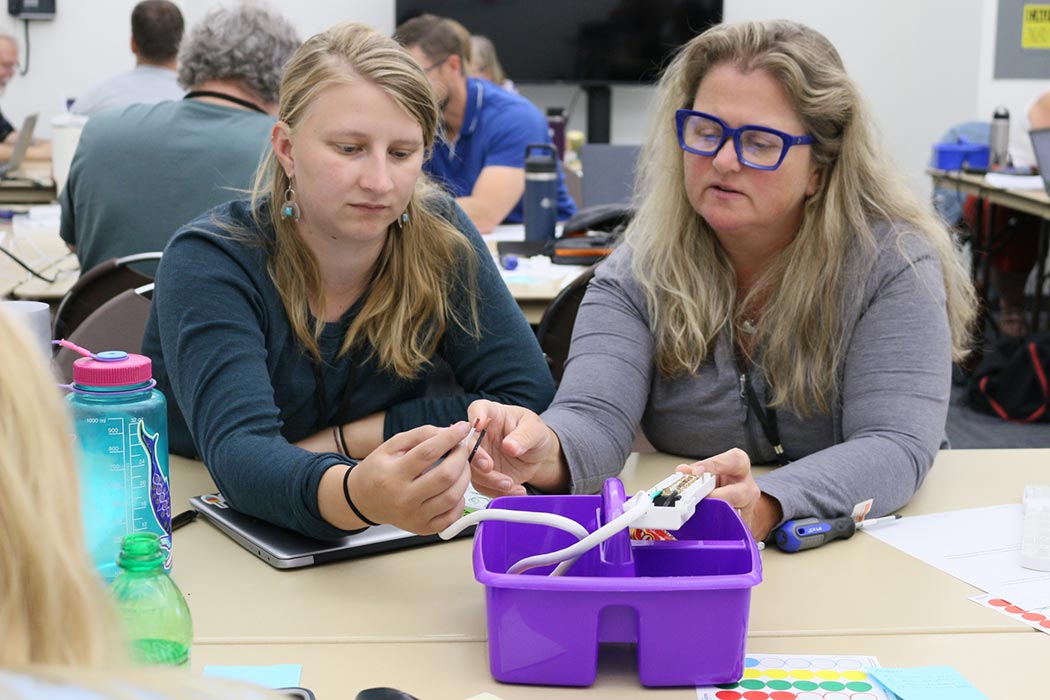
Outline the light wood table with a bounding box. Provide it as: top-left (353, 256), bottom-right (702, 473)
top-left (486, 223), bottom-right (588, 324)
top-left (9, 253), bottom-right (78, 300)
top-left (0, 205), bottom-right (78, 299)
top-left (928, 167), bottom-right (1050, 219)
top-left (190, 632), bottom-right (1049, 699)
top-left (170, 449), bottom-right (1049, 645)
top-left (502, 273), bottom-right (580, 324)
top-left (628, 450), bottom-right (1048, 638)
top-left (0, 158), bottom-right (56, 204)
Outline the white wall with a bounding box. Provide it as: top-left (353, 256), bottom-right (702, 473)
top-left (0, 0), bottom-right (396, 137)
top-left (977, 0), bottom-right (1050, 126)
top-left (521, 0), bottom-right (984, 197)
top-left (0, 0), bottom-right (1039, 193)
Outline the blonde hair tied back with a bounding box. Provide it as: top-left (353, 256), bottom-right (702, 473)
top-left (250, 22), bottom-right (479, 377)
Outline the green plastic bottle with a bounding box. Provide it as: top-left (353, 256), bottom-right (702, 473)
top-left (110, 532), bottom-right (192, 666)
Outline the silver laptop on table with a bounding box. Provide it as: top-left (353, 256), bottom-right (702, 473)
top-left (0, 113), bottom-right (37, 178)
top-left (189, 491), bottom-right (484, 569)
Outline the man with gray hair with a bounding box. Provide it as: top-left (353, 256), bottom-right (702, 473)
top-left (71, 0), bottom-right (186, 117)
top-left (60, 3), bottom-right (300, 275)
top-left (0, 33), bottom-right (48, 161)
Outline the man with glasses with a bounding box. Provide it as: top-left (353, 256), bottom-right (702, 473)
top-left (395, 14), bottom-right (575, 233)
top-left (0, 34), bottom-right (49, 162)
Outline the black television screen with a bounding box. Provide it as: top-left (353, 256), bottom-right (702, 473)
top-left (394, 0), bottom-right (723, 85)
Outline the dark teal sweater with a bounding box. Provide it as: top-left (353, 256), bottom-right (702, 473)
top-left (143, 198), bottom-right (554, 539)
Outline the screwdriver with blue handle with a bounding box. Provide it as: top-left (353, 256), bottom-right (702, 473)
top-left (773, 514), bottom-right (901, 552)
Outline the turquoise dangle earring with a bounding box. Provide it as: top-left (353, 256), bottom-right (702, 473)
top-left (396, 210), bottom-right (409, 230)
top-left (281, 183), bottom-right (301, 222)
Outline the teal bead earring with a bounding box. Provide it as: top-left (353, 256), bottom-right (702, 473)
top-left (281, 184), bottom-right (301, 222)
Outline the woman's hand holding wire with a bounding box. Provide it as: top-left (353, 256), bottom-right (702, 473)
top-left (467, 400), bottom-right (569, 497)
top-left (338, 422), bottom-right (474, 535)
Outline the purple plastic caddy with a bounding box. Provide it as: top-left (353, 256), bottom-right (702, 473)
top-left (472, 478), bottom-right (762, 687)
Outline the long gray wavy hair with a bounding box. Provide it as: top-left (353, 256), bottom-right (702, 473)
top-left (625, 19), bottom-right (975, 415)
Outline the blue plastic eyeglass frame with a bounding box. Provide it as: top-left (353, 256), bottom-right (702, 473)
top-left (675, 109), bottom-right (814, 171)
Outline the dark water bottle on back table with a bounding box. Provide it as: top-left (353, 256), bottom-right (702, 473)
top-left (524, 143), bottom-right (558, 243)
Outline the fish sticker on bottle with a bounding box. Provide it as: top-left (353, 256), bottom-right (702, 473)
top-left (137, 419), bottom-right (172, 568)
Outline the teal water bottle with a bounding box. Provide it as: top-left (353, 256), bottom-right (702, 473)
top-left (65, 347), bottom-right (170, 583)
top-left (111, 532), bottom-right (192, 666)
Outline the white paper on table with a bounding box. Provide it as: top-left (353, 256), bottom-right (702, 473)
top-left (12, 214), bottom-right (61, 237)
top-left (486, 223), bottom-right (566, 242)
top-left (7, 228), bottom-right (67, 264)
top-left (970, 593), bottom-right (1050, 635)
top-left (864, 504), bottom-right (1050, 611)
top-left (983, 172), bottom-right (1045, 189)
top-left (26, 204), bottom-right (61, 221)
top-left (500, 254), bottom-right (583, 287)
top-left (487, 224), bottom-right (525, 242)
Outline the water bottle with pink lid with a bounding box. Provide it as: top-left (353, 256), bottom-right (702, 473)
top-left (59, 340), bottom-right (170, 583)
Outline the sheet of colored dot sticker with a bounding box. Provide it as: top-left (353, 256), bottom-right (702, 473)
top-left (695, 653), bottom-right (892, 700)
top-left (970, 592), bottom-right (1050, 635)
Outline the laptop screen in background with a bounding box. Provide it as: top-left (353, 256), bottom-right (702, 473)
top-left (0, 113), bottom-right (37, 171)
top-left (1028, 128), bottom-right (1050, 193)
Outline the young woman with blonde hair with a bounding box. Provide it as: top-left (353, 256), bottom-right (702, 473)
top-left (0, 308), bottom-right (276, 698)
top-left (468, 20), bottom-right (976, 541)
top-left (143, 22), bottom-right (553, 540)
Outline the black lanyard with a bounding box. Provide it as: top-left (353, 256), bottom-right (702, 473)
top-left (307, 275), bottom-right (378, 428)
top-left (732, 341), bottom-right (789, 466)
top-left (311, 355), bottom-right (355, 429)
top-left (183, 90), bottom-right (267, 114)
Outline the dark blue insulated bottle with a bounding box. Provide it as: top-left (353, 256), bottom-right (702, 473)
top-left (524, 143), bottom-right (558, 242)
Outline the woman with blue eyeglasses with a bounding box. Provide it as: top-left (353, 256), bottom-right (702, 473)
top-left (465, 20), bottom-right (976, 541)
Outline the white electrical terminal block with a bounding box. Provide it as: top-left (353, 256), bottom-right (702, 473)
top-left (1021, 485), bottom-right (1050, 572)
top-left (623, 473), bottom-right (717, 531)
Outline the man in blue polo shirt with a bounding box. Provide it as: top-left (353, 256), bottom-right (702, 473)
top-left (395, 15), bottom-right (575, 233)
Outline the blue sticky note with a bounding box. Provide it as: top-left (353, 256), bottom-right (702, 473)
top-left (203, 664), bottom-right (303, 689)
top-left (867, 666), bottom-right (987, 700)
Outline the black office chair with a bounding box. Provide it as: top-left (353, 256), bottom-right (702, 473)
top-left (534, 265), bottom-right (598, 383)
top-left (52, 252), bottom-right (161, 341)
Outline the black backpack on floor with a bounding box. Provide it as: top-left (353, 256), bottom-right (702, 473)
top-left (967, 332), bottom-right (1050, 422)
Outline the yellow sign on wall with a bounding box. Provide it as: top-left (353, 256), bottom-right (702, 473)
top-left (1023, 4), bottom-right (1050, 48)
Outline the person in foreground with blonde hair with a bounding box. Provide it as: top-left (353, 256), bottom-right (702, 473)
top-left (0, 308), bottom-right (277, 699)
top-left (468, 19), bottom-right (976, 542)
top-left (142, 22), bottom-right (553, 540)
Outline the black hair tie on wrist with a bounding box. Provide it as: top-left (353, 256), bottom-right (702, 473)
top-left (342, 464), bottom-right (379, 527)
